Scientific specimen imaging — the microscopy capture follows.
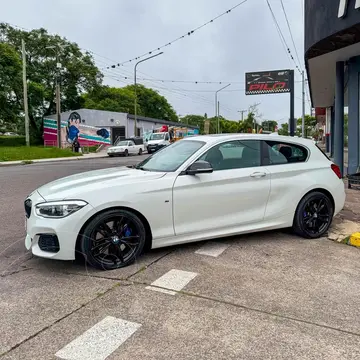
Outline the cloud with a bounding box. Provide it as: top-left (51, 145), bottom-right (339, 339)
top-left (3, 0), bottom-right (306, 122)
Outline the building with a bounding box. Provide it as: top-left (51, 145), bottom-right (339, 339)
top-left (44, 109), bottom-right (199, 148)
top-left (305, 0), bottom-right (360, 175)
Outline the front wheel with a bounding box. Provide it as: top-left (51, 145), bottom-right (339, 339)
top-left (293, 191), bottom-right (333, 239)
top-left (124, 149), bottom-right (129, 157)
top-left (79, 209), bottom-right (146, 270)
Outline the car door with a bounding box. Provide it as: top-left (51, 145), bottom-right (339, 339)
top-left (172, 139), bottom-right (271, 236)
top-left (128, 141), bottom-right (136, 154)
top-left (261, 140), bottom-right (312, 220)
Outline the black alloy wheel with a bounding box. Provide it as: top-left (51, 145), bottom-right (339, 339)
top-left (80, 209), bottom-right (146, 270)
top-left (124, 149), bottom-right (129, 157)
top-left (293, 191), bottom-right (333, 239)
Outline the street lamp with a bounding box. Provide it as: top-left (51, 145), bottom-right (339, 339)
top-left (215, 84), bottom-right (230, 133)
top-left (134, 52), bottom-right (164, 136)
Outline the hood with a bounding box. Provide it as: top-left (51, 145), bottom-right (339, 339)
top-left (37, 167), bottom-right (166, 200)
top-left (148, 139), bottom-right (165, 145)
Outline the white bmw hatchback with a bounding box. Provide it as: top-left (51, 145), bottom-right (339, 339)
top-left (24, 134), bottom-right (345, 270)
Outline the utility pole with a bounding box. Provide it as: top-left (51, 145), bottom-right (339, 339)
top-left (215, 84), bottom-right (230, 134)
top-left (55, 78), bottom-right (61, 148)
top-left (134, 52), bottom-right (164, 136)
top-left (47, 45), bottom-right (68, 148)
top-left (22, 39), bottom-right (30, 146)
top-left (302, 70), bottom-right (305, 137)
top-left (238, 109), bottom-right (247, 121)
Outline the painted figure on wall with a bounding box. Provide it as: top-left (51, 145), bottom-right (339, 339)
top-left (66, 112), bottom-right (81, 144)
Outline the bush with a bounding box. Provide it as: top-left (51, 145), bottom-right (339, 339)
top-left (0, 136), bottom-right (26, 147)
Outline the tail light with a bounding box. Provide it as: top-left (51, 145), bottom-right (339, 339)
top-left (331, 163), bottom-right (342, 179)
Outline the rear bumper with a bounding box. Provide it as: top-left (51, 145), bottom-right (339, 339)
top-left (333, 181), bottom-right (346, 216)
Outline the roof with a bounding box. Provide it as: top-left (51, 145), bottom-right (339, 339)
top-left (127, 114), bottom-right (199, 129)
top-left (182, 133), bottom-right (316, 146)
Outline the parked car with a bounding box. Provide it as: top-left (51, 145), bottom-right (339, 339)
top-left (24, 134), bottom-right (345, 270)
top-left (4, 132), bottom-right (19, 136)
top-left (107, 138), bottom-right (144, 157)
top-left (147, 132), bottom-right (171, 154)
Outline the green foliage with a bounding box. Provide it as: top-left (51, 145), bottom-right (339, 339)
top-left (0, 22), bottom-right (102, 140)
top-left (83, 84), bottom-right (178, 122)
top-left (0, 135), bottom-right (25, 147)
top-left (0, 146), bottom-right (80, 161)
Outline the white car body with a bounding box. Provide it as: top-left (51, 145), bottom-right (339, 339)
top-left (107, 140), bottom-right (144, 156)
top-left (24, 134), bottom-right (345, 265)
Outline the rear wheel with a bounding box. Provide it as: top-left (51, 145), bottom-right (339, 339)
top-left (79, 209), bottom-right (146, 270)
top-left (293, 191), bottom-right (333, 239)
top-left (138, 148), bottom-right (143, 155)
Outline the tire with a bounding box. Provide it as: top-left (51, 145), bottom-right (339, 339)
top-left (138, 148), bottom-right (143, 155)
top-left (147, 149), bottom-right (152, 154)
top-left (108, 154), bottom-right (114, 157)
top-left (79, 209), bottom-right (146, 270)
top-left (124, 149), bottom-right (129, 157)
top-left (293, 191), bottom-right (334, 239)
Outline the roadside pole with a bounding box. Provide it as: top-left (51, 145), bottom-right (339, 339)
top-left (289, 69), bottom-right (295, 136)
top-left (302, 70), bottom-right (305, 137)
top-left (21, 39), bottom-right (30, 146)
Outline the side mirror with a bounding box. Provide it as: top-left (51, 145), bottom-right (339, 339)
top-left (186, 160), bottom-right (213, 175)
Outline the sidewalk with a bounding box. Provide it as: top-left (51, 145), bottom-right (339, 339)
top-left (0, 152), bottom-right (108, 167)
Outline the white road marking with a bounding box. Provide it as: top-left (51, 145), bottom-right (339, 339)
top-left (195, 241), bottom-right (230, 257)
top-left (146, 269), bottom-right (198, 295)
top-left (55, 316), bottom-right (141, 360)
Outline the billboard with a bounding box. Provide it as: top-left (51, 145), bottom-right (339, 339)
top-left (245, 70), bottom-right (292, 95)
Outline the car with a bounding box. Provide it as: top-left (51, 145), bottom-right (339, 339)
top-left (107, 138), bottom-right (144, 157)
top-left (147, 131), bottom-right (171, 154)
top-left (24, 134), bottom-right (345, 270)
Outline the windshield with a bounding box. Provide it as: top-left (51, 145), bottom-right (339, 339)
top-left (114, 141), bottom-right (129, 146)
top-left (150, 133), bottom-right (165, 140)
top-left (136, 140), bottom-right (205, 172)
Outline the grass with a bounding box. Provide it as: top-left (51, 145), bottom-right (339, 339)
top-left (0, 146), bottom-right (82, 162)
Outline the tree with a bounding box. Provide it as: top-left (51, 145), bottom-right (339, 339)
top-left (296, 115), bottom-right (317, 137)
top-left (0, 23), bottom-right (102, 138)
top-left (83, 84), bottom-right (178, 122)
top-left (278, 122), bottom-right (289, 135)
top-left (0, 43), bottom-right (23, 133)
top-left (83, 86), bottom-right (138, 114)
top-left (125, 84), bottom-right (178, 121)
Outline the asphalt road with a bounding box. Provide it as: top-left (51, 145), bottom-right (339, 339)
top-left (1, 156), bottom-right (360, 359)
top-left (0, 156), bottom-right (145, 275)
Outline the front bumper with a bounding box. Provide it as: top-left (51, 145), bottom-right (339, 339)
top-left (107, 150), bottom-right (125, 156)
top-left (24, 191), bottom-right (96, 260)
top-left (147, 144), bottom-right (167, 153)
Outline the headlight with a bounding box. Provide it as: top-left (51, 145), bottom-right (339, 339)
top-left (35, 200), bottom-right (88, 218)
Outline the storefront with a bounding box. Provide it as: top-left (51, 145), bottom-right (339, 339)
top-left (305, 0), bottom-right (360, 175)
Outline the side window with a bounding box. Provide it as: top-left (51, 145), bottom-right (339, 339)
top-left (165, 134), bottom-right (169, 141)
top-left (264, 141), bottom-right (308, 165)
top-left (198, 140), bottom-right (261, 171)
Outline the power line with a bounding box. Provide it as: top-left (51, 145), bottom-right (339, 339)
top-left (265, 0), bottom-right (301, 74)
top-left (102, 0), bottom-right (248, 69)
top-left (279, 0), bottom-right (302, 69)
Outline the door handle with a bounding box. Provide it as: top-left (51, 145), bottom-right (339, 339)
top-left (250, 172), bottom-right (267, 178)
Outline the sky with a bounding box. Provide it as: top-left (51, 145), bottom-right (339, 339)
top-left (2, 0), bottom-right (307, 125)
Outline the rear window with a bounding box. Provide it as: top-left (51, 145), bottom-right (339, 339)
top-left (263, 141), bottom-right (308, 165)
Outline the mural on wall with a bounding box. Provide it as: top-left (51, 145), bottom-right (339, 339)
top-left (43, 112), bottom-right (111, 148)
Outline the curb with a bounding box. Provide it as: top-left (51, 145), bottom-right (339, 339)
top-left (0, 155), bottom-right (109, 167)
